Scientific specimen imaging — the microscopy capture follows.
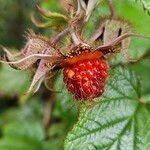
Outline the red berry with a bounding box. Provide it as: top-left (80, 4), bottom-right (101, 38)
top-left (63, 58), bottom-right (108, 100)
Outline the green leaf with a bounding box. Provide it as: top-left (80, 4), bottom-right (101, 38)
top-left (42, 123), bottom-right (68, 150)
top-left (0, 121), bottom-right (45, 150)
top-left (65, 67), bottom-right (150, 150)
top-left (0, 96), bottom-right (43, 123)
top-left (41, 0), bottom-right (61, 12)
top-left (142, 118), bottom-right (150, 145)
top-left (42, 139), bottom-right (63, 150)
top-left (114, 0), bottom-right (150, 61)
top-left (135, 0), bottom-right (150, 15)
top-left (0, 65), bottom-right (30, 95)
top-left (130, 58), bottom-right (150, 94)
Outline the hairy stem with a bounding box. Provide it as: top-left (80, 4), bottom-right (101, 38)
top-left (51, 27), bottom-right (70, 46)
top-left (70, 28), bottom-right (81, 45)
top-left (106, 0), bottom-right (116, 17)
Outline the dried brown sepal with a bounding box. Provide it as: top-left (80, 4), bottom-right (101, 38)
top-left (0, 31), bottom-right (52, 70)
top-left (23, 30), bottom-right (50, 55)
top-left (95, 33), bottom-right (150, 55)
top-left (107, 18), bottom-right (131, 59)
top-left (27, 48), bottom-right (63, 94)
top-left (0, 27), bottom-right (69, 93)
top-left (90, 17), bottom-right (133, 61)
top-left (90, 18), bottom-right (132, 46)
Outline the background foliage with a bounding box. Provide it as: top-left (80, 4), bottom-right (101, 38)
top-left (0, 0), bottom-right (150, 150)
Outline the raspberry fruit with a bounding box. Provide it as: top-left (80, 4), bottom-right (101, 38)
top-left (63, 58), bottom-right (108, 100)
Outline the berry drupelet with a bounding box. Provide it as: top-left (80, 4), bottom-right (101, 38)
top-left (63, 46), bottom-right (109, 100)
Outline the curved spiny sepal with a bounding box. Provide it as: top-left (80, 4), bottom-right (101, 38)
top-left (36, 5), bottom-right (68, 20)
top-left (27, 51), bottom-right (61, 94)
top-left (31, 14), bottom-right (52, 28)
top-left (32, 5), bottom-right (68, 30)
top-left (0, 31), bottom-right (57, 70)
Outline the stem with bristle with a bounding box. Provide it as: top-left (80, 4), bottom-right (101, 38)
top-left (70, 28), bottom-right (81, 45)
top-left (51, 27), bottom-right (70, 46)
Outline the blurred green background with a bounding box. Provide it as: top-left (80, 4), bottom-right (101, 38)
top-left (0, 0), bottom-right (149, 149)
top-left (0, 0), bottom-right (78, 149)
